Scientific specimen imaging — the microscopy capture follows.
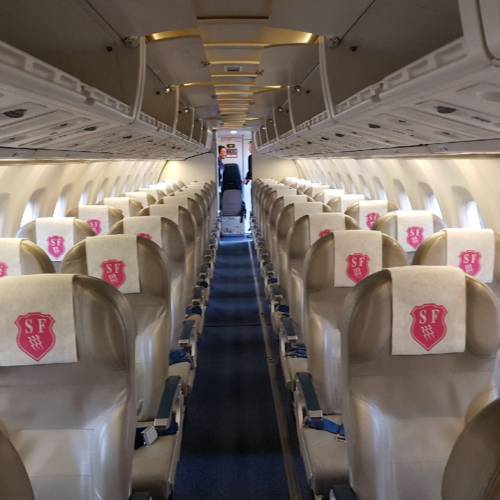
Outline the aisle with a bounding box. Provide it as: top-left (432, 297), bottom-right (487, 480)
top-left (173, 236), bottom-right (293, 499)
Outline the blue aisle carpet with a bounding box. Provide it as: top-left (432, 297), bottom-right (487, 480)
top-left (173, 236), bottom-right (310, 499)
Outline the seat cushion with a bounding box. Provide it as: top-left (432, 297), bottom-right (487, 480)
top-left (133, 423), bottom-right (180, 500)
top-left (300, 415), bottom-right (348, 496)
top-left (169, 361), bottom-right (194, 391)
top-left (282, 355), bottom-right (307, 387)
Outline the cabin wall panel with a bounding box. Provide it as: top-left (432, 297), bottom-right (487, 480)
top-left (295, 156), bottom-right (500, 232)
top-left (161, 153), bottom-right (216, 183)
top-left (0, 159), bottom-right (164, 237)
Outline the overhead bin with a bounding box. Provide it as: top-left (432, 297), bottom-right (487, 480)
top-left (274, 90), bottom-right (293, 137)
top-left (257, 0), bottom-right (500, 158)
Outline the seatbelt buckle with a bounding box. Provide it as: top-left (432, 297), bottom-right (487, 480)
top-left (142, 425), bottom-right (158, 446)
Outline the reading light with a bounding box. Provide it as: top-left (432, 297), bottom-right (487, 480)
top-left (230, 130), bottom-right (238, 134)
top-left (294, 85), bottom-right (302, 94)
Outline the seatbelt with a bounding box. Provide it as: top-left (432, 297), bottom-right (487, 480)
top-left (169, 349), bottom-right (193, 366)
top-left (305, 417), bottom-right (346, 440)
top-left (286, 343), bottom-right (307, 358)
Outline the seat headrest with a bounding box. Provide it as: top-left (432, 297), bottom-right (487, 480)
top-left (373, 210), bottom-right (446, 253)
top-left (62, 236), bottom-right (169, 300)
top-left (345, 200), bottom-right (398, 230)
top-left (0, 238), bottom-right (54, 276)
top-left (102, 197), bottom-right (142, 217)
top-left (329, 194), bottom-right (366, 213)
top-left (124, 191), bottom-right (155, 207)
top-left (159, 195), bottom-right (189, 208)
top-left (73, 205), bottom-right (122, 236)
top-left (314, 188), bottom-right (345, 203)
top-left (414, 229), bottom-right (499, 284)
top-left (342, 268), bottom-right (499, 362)
top-left (16, 218), bottom-right (94, 263)
top-left (442, 398), bottom-right (500, 500)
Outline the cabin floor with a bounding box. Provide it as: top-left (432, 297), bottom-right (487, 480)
top-left (174, 236), bottom-right (311, 499)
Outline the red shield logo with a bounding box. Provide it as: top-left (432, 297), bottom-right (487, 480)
top-left (15, 312), bottom-right (56, 361)
top-left (410, 304), bottom-right (447, 351)
top-left (138, 232), bottom-right (152, 241)
top-left (366, 212), bottom-right (380, 229)
top-left (346, 253), bottom-right (370, 283)
top-left (318, 229), bottom-right (332, 239)
top-left (406, 226), bottom-right (425, 250)
top-left (47, 235), bottom-right (65, 259)
top-left (100, 259), bottom-right (127, 288)
top-left (0, 262), bottom-right (8, 278)
top-left (87, 218), bottom-right (102, 235)
top-left (458, 250), bottom-right (482, 277)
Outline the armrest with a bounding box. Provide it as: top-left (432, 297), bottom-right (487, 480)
top-left (330, 485), bottom-right (358, 500)
top-left (281, 316), bottom-right (298, 342)
top-left (179, 319), bottom-right (196, 346)
top-left (295, 372), bottom-right (323, 419)
top-left (192, 286), bottom-right (204, 305)
top-left (154, 376), bottom-right (182, 428)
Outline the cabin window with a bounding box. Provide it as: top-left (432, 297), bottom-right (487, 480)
top-left (420, 183), bottom-right (443, 219)
top-left (346, 174), bottom-right (356, 193)
top-left (359, 176), bottom-right (373, 199)
top-left (79, 181), bottom-right (93, 205)
top-left (20, 189), bottom-right (44, 227)
top-left (373, 177), bottom-right (387, 200)
top-left (0, 193), bottom-right (9, 236)
top-left (336, 173), bottom-right (345, 190)
top-left (463, 200), bottom-right (484, 229)
top-left (95, 179), bottom-right (109, 203)
top-left (53, 185), bottom-right (72, 217)
top-left (394, 180), bottom-right (412, 210)
top-left (110, 177), bottom-right (121, 196)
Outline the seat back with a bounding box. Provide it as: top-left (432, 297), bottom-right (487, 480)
top-left (373, 210), bottom-right (446, 261)
top-left (287, 213), bottom-right (359, 335)
top-left (222, 189), bottom-right (243, 216)
top-left (304, 185), bottom-right (330, 198)
top-left (0, 426), bottom-right (34, 500)
top-left (110, 216), bottom-right (187, 345)
top-left (442, 398), bottom-right (500, 500)
top-left (341, 267), bottom-right (499, 500)
top-left (124, 191), bottom-right (156, 207)
top-left (276, 202), bottom-right (328, 288)
top-left (67, 206), bottom-right (123, 236)
top-left (312, 188), bottom-right (345, 204)
top-left (16, 218), bottom-right (94, 272)
top-left (303, 232), bottom-right (406, 413)
top-left (327, 194), bottom-right (365, 212)
top-left (62, 235), bottom-right (170, 422)
top-left (102, 196), bottom-right (143, 217)
top-left (345, 200), bottom-right (398, 230)
top-left (0, 274), bottom-right (136, 500)
top-left (0, 238), bottom-right (54, 275)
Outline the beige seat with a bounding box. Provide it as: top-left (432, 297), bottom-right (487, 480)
top-left (125, 191), bottom-right (156, 207)
top-left (304, 185), bottom-right (330, 199)
top-left (66, 205), bottom-right (123, 235)
top-left (0, 238), bottom-right (54, 275)
top-left (327, 194), bottom-right (365, 213)
top-left (345, 200), bottom-right (398, 230)
top-left (373, 209), bottom-right (446, 262)
top-left (340, 267), bottom-right (499, 500)
top-left (16, 218), bottom-right (94, 272)
top-left (442, 398), bottom-right (500, 500)
top-left (0, 426), bottom-right (34, 500)
top-left (103, 196), bottom-right (143, 217)
top-left (276, 201), bottom-right (330, 291)
top-left (0, 274), bottom-right (137, 500)
top-left (110, 216), bottom-right (196, 391)
top-left (62, 236), bottom-right (184, 499)
top-left (140, 187), bottom-right (167, 200)
top-left (294, 231), bottom-right (406, 497)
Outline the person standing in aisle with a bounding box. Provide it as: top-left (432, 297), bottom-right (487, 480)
top-left (218, 145), bottom-right (227, 184)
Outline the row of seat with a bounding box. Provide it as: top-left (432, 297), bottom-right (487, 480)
top-left (251, 177), bottom-right (500, 500)
top-left (0, 178), bottom-right (219, 499)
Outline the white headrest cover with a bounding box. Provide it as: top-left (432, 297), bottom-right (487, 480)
top-left (86, 235), bottom-right (140, 294)
top-left (103, 197), bottom-right (132, 217)
top-left (340, 194), bottom-right (365, 212)
top-left (334, 230), bottom-right (382, 287)
top-left (282, 195), bottom-right (308, 207)
top-left (0, 274), bottom-right (77, 366)
top-left (35, 218), bottom-right (75, 262)
top-left (320, 189), bottom-right (345, 203)
top-left (125, 192), bottom-right (149, 206)
top-left (445, 229), bottom-right (495, 283)
top-left (396, 210), bottom-right (434, 252)
top-left (123, 216), bottom-right (163, 248)
top-left (308, 213), bottom-right (346, 245)
top-left (358, 200), bottom-right (389, 230)
top-left (78, 205), bottom-right (110, 235)
top-left (166, 195), bottom-right (190, 208)
top-left (0, 238), bottom-right (23, 278)
top-left (294, 202), bottom-right (323, 221)
top-left (390, 266), bottom-right (466, 355)
top-left (149, 204), bottom-right (180, 224)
